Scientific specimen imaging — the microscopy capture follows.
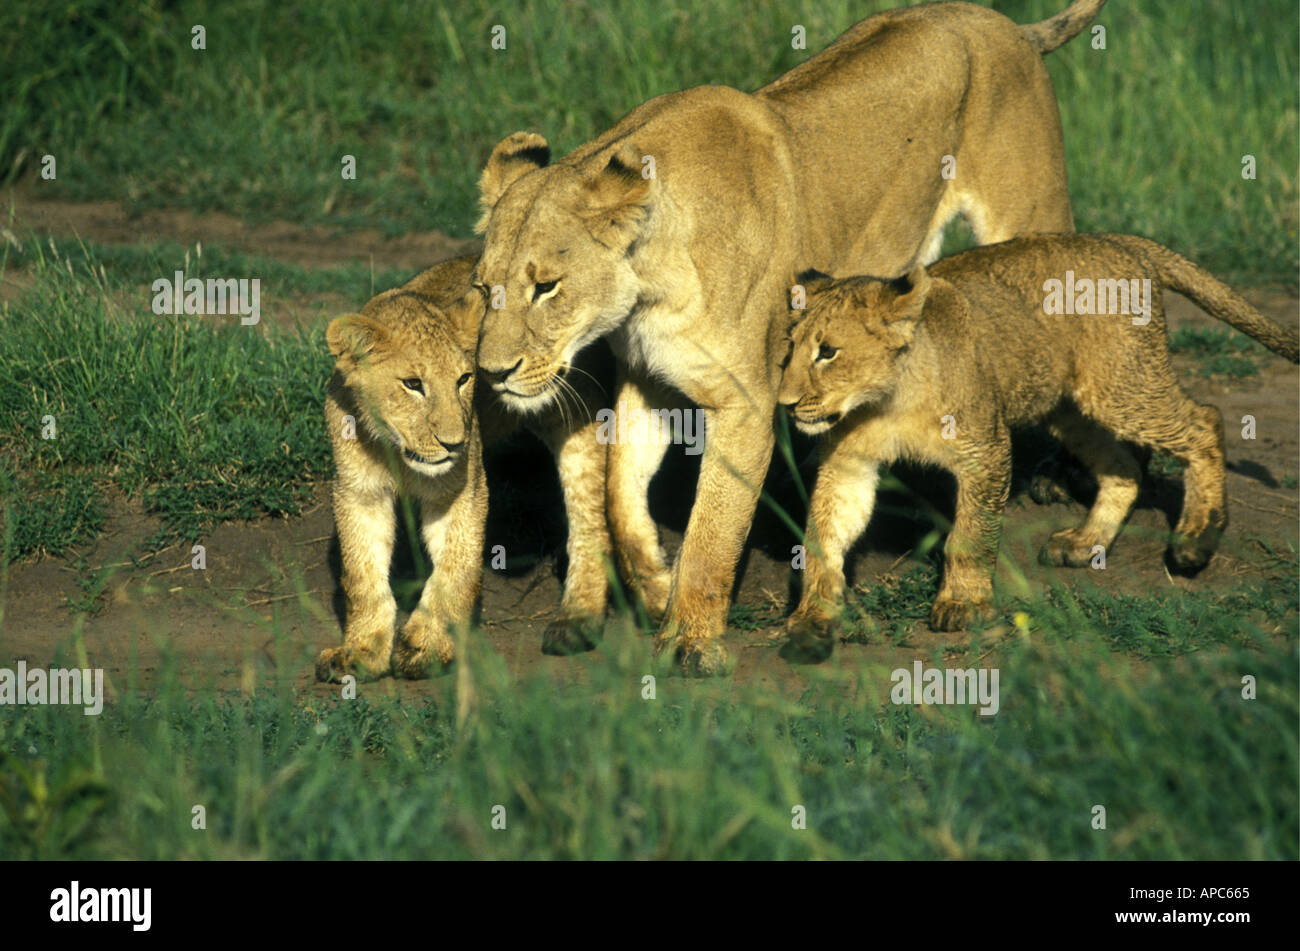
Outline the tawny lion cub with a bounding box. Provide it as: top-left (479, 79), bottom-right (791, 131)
top-left (316, 255), bottom-right (614, 683)
top-left (780, 233), bottom-right (1299, 657)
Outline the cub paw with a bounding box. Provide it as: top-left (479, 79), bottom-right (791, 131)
top-left (391, 625), bottom-right (455, 680)
top-left (1166, 528), bottom-right (1222, 576)
top-left (929, 597), bottom-right (995, 632)
top-left (1038, 528), bottom-right (1100, 567)
top-left (785, 611), bottom-right (837, 662)
top-left (315, 645), bottom-right (389, 683)
top-left (542, 616), bottom-right (603, 655)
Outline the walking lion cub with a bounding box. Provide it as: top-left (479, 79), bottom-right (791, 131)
top-left (316, 255), bottom-right (614, 683)
top-left (780, 234), bottom-right (1299, 658)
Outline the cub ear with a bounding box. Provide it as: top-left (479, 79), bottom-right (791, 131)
top-left (792, 268), bottom-right (835, 307)
top-left (443, 291), bottom-right (486, 353)
top-left (476, 131), bottom-right (551, 234)
top-left (886, 266), bottom-right (931, 323)
top-left (578, 142), bottom-right (651, 249)
top-left (326, 313), bottom-right (390, 369)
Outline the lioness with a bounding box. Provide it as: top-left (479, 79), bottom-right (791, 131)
top-left (316, 255), bottom-right (616, 682)
top-left (472, 0), bottom-right (1106, 674)
top-left (779, 233), bottom-right (1299, 658)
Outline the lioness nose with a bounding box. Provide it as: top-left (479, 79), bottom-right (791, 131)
top-left (437, 437), bottom-right (465, 454)
top-left (481, 358), bottom-right (522, 385)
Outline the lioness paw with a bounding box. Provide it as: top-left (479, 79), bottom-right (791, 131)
top-left (929, 597), bottom-right (995, 632)
top-left (541, 616), bottom-right (603, 656)
top-left (1039, 527), bottom-right (1100, 567)
top-left (785, 611), bottom-right (838, 662)
top-left (653, 628), bottom-right (730, 677)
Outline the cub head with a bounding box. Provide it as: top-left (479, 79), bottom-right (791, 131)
top-left (779, 267), bottom-right (930, 435)
top-left (327, 290), bottom-right (481, 478)
top-left (473, 131), bottom-right (651, 412)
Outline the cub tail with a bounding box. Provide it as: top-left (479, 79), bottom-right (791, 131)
top-left (1114, 235), bottom-right (1299, 363)
top-left (1021, 0), bottom-right (1108, 54)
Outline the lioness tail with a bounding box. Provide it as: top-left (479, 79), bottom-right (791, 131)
top-left (1114, 235), bottom-right (1299, 364)
top-left (1021, 0), bottom-right (1108, 54)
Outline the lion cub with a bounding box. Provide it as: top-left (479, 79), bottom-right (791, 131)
top-left (316, 255), bottom-right (614, 683)
top-left (780, 233), bottom-right (1298, 657)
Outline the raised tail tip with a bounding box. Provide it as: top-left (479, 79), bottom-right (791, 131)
top-left (1021, 0), bottom-right (1108, 55)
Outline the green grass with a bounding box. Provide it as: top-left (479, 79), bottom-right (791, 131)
top-left (1, 0), bottom-right (1295, 283)
top-left (0, 244), bottom-right (334, 558)
top-left (1169, 326), bottom-right (1270, 378)
top-left (5, 232), bottom-right (413, 305)
top-left (1, 606), bottom-right (1293, 860)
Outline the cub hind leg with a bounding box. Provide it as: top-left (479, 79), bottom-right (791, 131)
top-left (1077, 384), bottom-right (1227, 575)
top-left (1038, 406), bottom-right (1143, 567)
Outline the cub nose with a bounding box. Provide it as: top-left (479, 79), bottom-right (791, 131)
top-left (480, 358), bottom-right (522, 386)
top-left (437, 437), bottom-right (466, 455)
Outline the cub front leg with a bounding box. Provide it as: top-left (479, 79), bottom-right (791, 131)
top-left (654, 402), bottom-right (774, 675)
top-left (392, 463), bottom-right (487, 679)
top-left (317, 483), bottom-right (397, 683)
top-left (930, 426), bottom-right (1011, 632)
top-left (787, 432), bottom-right (881, 660)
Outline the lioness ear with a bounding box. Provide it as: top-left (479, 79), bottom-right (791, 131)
top-left (886, 266), bottom-right (931, 323)
top-left (476, 131), bottom-right (551, 234)
top-left (579, 142), bottom-right (651, 249)
top-left (327, 314), bottom-right (390, 369)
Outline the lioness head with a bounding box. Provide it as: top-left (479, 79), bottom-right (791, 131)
top-left (472, 131), bottom-right (650, 412)
top-left (779, 267), bottom-right (931, 435)
top-left (327, 290), bottom-right (481, 477)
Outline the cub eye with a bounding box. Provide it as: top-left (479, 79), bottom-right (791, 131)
top-left (402, 378), bottom-right (424, 393)
top-left (532, 280), bottom-right (558, 302)
top-left (471, 281), bottom-right (489, 299)
top-left (457, 372), bottom-right (472, 388)
top-left (816, 344), bottom-right (839, 362)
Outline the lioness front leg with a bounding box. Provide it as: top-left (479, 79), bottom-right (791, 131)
top-left (392, 468), bottom-right (487, 679)
top-left (654, 403), bottom-right (774, 675)
top-left (536, 416), bottom-right (613, 655)
top-left (606, 373), bottom-right (674, 624)
top-left (317, 484), bottom-right (397, 683)
top-left (931, 430), bottom-right (1011, 632)
top-left (787, 433), bottom-right (881, 660)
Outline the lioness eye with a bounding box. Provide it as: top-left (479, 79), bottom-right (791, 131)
top-left (532, 280), bottom-right (558, 301)
top-left (457, 372), bottom-right (472, 388)
top-left (402, 378), bottom-right (424, 393)
top-left (816, 344), bottom-right (839, 362)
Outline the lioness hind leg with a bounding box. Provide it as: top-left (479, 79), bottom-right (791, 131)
top-left (1038, 408), bottom-right (1142, 567)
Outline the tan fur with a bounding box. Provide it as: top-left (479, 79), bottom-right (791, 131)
top-left (471, 1), bottom-right (1103, 674)
top-left (315, 256), bottom-right (618, 683)
top-left (779, 233), bottom-right (1299, 657)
